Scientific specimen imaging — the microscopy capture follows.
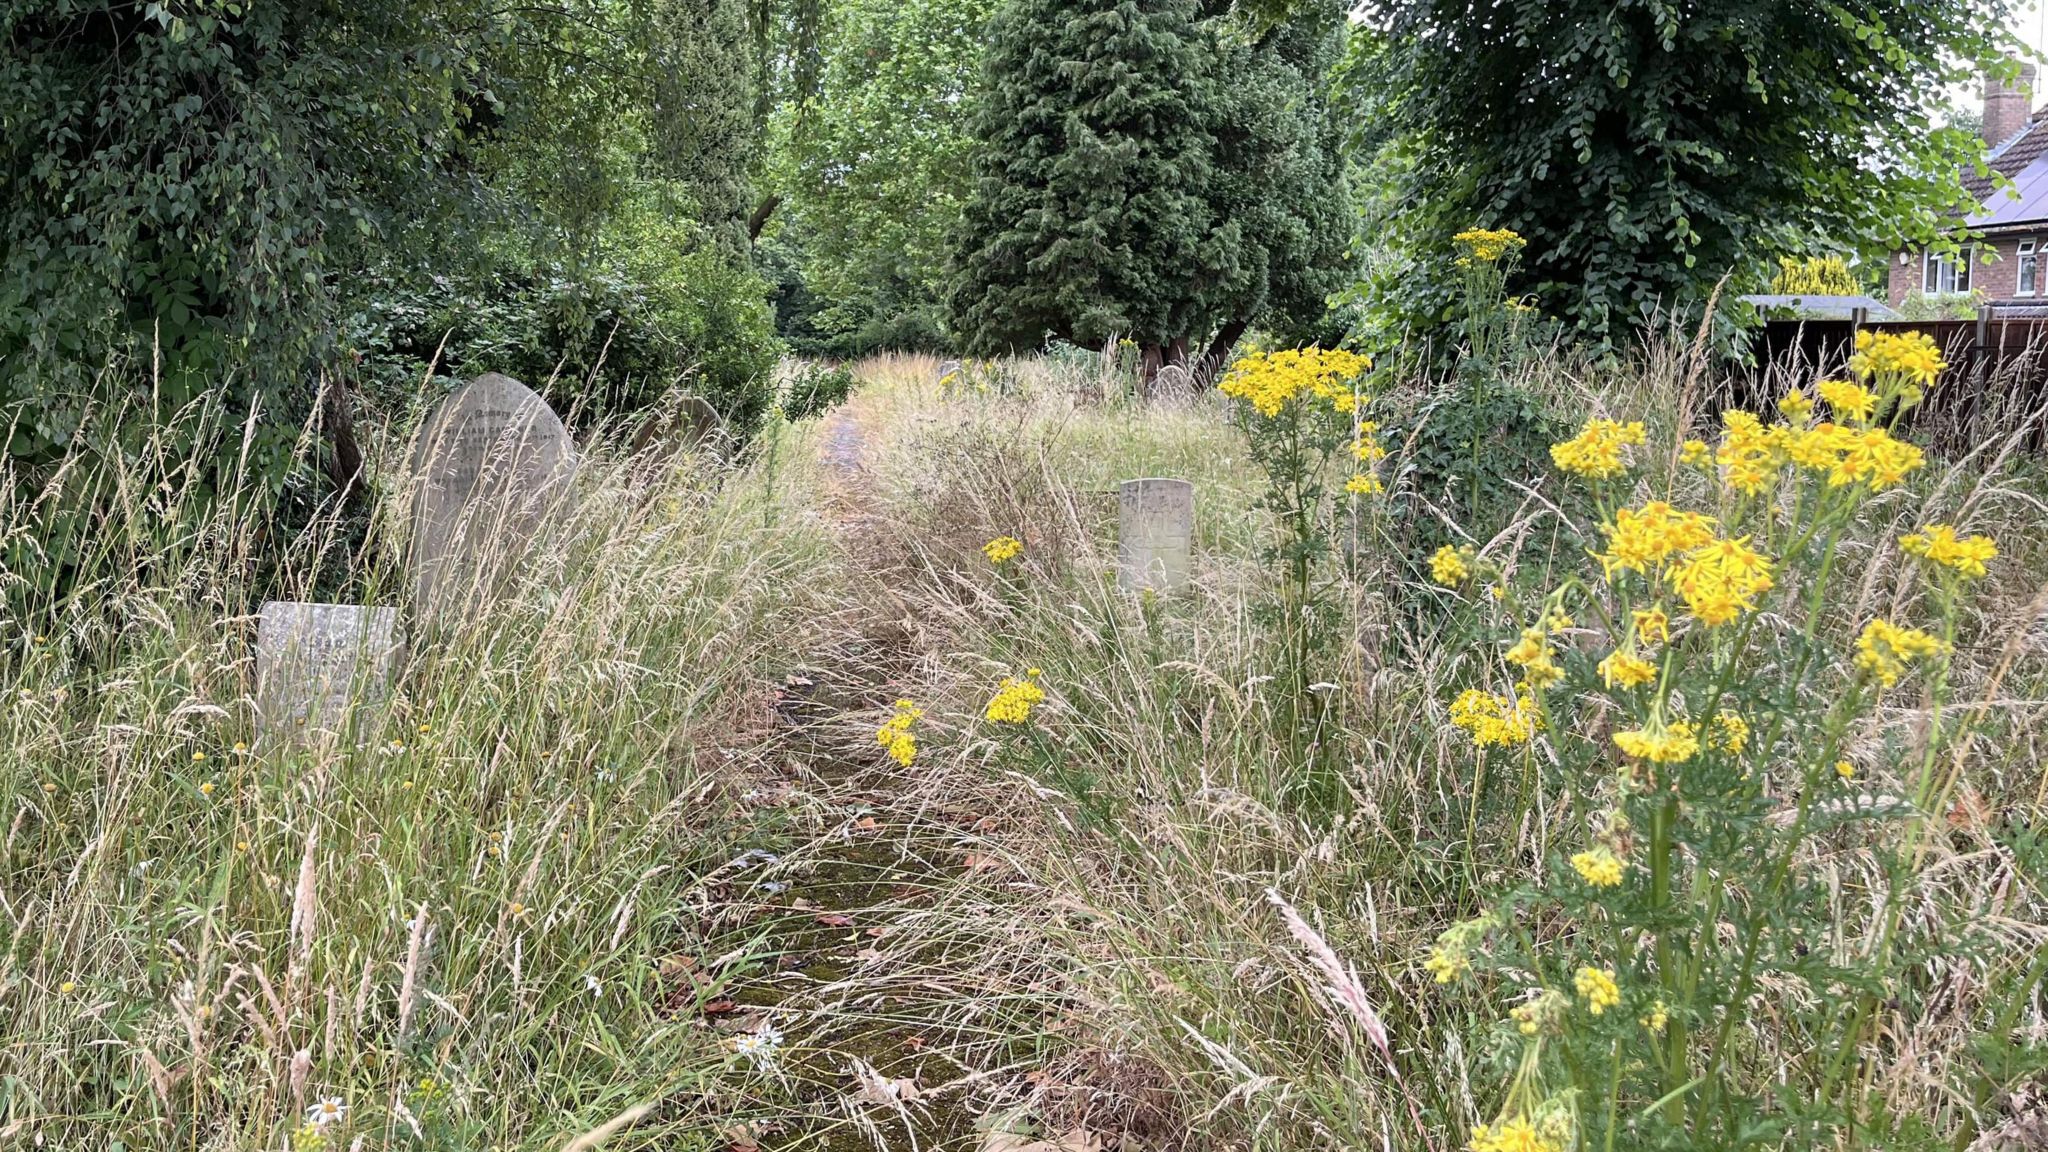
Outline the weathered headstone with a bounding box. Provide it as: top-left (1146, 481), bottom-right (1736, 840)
top-left (1149, 364), bottom-right (1195, 401)
top-left (255, 602), bottom-right (403, 739)
top-left (937, 359), bottom-right (963, 385)
top-left (1117, 478), bottom-right (1195, 593)
top-left (407, 373), bottom-right (575, 619)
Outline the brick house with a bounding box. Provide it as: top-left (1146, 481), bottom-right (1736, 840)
top-left (1888, 65), bottom-right (2048, 310)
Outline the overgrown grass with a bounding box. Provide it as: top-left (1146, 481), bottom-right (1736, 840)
top-left (844, 345), bottom-right (2048, 1151)
top-left (9, 341), bottom-right (2046, 1151)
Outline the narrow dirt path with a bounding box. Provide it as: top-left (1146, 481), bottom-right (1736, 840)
top-left (687, 392), bottom-right (1047, 1151)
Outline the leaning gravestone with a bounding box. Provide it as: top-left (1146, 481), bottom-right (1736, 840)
top-left (255, 602), bottom-right (403, 739)
top-left (407, 373), bottom-right (576, 621)
top-left (1117, 478), bottom-right (1195, 593)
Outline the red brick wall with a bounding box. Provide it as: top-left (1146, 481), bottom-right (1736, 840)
top-left (1887, 235), bottom-right (2046, 307)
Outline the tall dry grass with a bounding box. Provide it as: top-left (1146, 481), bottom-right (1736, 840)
top-left (840, 344), bottom-right (2048, 1151)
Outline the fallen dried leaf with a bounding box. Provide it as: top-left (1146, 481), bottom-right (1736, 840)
top-left (816, 913), bottom-right (855, 928)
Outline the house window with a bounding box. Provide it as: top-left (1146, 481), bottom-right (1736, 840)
top-left (2021, 241), bottom-right (2039, 297)
top-left (1923, 247), bottom-right (1975, 295)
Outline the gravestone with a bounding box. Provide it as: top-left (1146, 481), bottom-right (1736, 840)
top-left (1117, 478), bottom-right (1195, 593)
top-left (255, 602), bottom-right (403, 739)
top-left (407, 372), bottom-right (575, 619)
top-left (937, 359), bottom-right (963, 385)
top-left (1149, 365), bottom-right (1195, 401)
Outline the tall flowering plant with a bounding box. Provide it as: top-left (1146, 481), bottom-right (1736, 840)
top-left (1220, 347), bottom-right (1383, 719)
top-left (1428, 333), bottom-right (1997, 1148)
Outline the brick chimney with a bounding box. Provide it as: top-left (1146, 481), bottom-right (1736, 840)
top-left (1985, 62), bottom-right (2038, 147)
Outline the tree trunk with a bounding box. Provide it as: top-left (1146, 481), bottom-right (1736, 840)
top-left (1138, 342), bottom-right (1165, 396)
top-left (747, 193), bottom-right (782, 241)
top-left (322, 377), bottom-right (367, 515)
top-left (1194, 317), bottom-right (1250, 388)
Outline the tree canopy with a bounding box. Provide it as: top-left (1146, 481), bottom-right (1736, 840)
top-left (946, 0), bottom-right (1352, 375)
top-left (1350, 0), bottom-right (2017, 347)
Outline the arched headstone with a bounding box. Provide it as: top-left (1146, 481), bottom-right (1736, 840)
top-left (407, 373), bottom-right (575, 620)
top-left (1117, 478), bottom-right (1195, 593)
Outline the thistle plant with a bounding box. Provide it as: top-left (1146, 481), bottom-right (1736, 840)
top-left (1430, 331), bottom-right (2005, 1148)
top-left (1218, 347), bottom-right (1382, 725)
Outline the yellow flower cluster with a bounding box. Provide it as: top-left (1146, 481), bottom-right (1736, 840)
top-left (875, 699), bottom-right (921, 767)
top-left (1853, 619), bottom-right (1943, 687)
top-left (1423, 914), bottom-right (1495, 984)
top-left (1450, 687), bottom-right (1541, 748)
top-left (1668, 535), bottom-right (1774, 626)
top-left (1573, 965), bottom-right (1621, 1014)
top-left (1348, 420), bottom-right (1389, 494)
top-left (1504, 625), bottom-right (1564, 689)
top-left (1816, 379), bottom-right (1877, 425)
top-left (1453, 227), bottom-right (1528, 267)
top-left (1709, 712), bottom-right (1750, 754)
top-left (1641, 1000), bottom-right (1669, 1033)
top-left (1717, 411), bottom-right (1782, 495)
top-left (1570, 845), bottom-right (1625, 887)
top-left (1791, 423), bottom-right (1926, 491)
top-left (1510, 989), bottom-right (1568, 1036)
top-left (1633, 606), bottom-right (1670, 644)
top-left (1597, 649), bottom-right (1657, 689)
top-left (1468, 1117), bottom-right (1563, 1152)
top-left (1597, 502), bottom-right (1715, 579)
top-left (1613, 717), bottom-right (1699, 764)
top-left (1900, 524), bottom-right (1996, 580)
top-left (1431, 544), bottom-right (1474, 586)
top-left (1549, 418), bottom-right (1646, 480)
top-left (1219, 347), bottom-right (1371, 418)
top-left (1778, 390), bottom-right (1815, 422)
top-left (1849, 329), bottom-right (1945, 392)
top-left (982, 536), bottom-right (1023, 565)
top-left (983, 668), bottom-right (1046, 724)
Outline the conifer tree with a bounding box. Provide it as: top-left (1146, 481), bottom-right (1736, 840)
top-left (947, 0), bottom-right (1350, 378)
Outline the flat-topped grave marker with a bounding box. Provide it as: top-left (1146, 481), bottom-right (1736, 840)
top-left (255, 602), bottom-right (403, 739)
top-left (407, 372), bottom-right (575, 619)
top-left (1117, 478), bottom-right (1194, 593)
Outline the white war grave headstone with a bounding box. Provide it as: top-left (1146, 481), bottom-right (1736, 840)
top-left (255, 602), bottom-right (403, 740)
top-left (1117, 478), bottom-right (1195, 593)
top-left (407, 372), bottom-right (576, 620)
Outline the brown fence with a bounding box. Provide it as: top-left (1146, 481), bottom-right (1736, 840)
top-left (1749, 319), bottom-right (2048, 454)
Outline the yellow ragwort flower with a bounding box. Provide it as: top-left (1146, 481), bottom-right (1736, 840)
top-left (984, 670), bottom-right (1047, 724)
top-left (1900, 524), bottom-right (1996, 580)
top-left (1679, 438), bottom-right (1712, 468)
top-left (875, 699), bottom-right (922, 767)
top-left (1641, 999), bottom-right (1669, 1033)
top-left (1668, 535), bottom-right (1774, 626)
top-left (1816, 379), bottom-right (1877, 425)
top-left (1835, 759), bottom-right (1857, 782)
top-left (1597, 650), bottom-right (1657, 690)
top-left (1597, 501), bottom-right (1716, 580)
top-left (1219, 347), bottom-right (1371, 418)
top-left (1504, 627), bottom-right (1563, 689)
top-left (1453, 228), bottom-right (1529, 266)
top-left (1550, 418), bottom-right (1647, 480)
top-left (1468, 1117), bottom-right (1563, 1152)
top-left (1778, 390), bottom-right (1815, 422)
top-left (1854, 619), bottom-right (1943, 687)
top-left (1632, 606), bottom-right (1670, 645)
top-left (1614, 718), bottom-right (1699, 764)
top-left (1849, 329), bottom-right (1945, 394)
top-left (1430, 544), bottom-right (1473, 587)
top-left (1345, 473), bottom-right (1384, 495)
top-left (1449, 688), bottom-right (1540, 748)
top-left (1709, 712), bottom-right (1751, 754)
top-left (1574, 965), bottom-right (1621, 1015)
top-left (1716, 410), bottom-right (1784, 496)
top-left (1570, 845), bottom-right (1626, 888)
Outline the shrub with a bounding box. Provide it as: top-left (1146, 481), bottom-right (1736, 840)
top-left (346, 245), bottom-right (779, 436)
top-left (781, 362), bottom-right (858, 421)
top-left (1769, 254), bottom-right (1863, 296)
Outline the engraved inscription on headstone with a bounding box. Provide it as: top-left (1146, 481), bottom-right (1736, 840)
top-left (407, 373), bottom-right (575, 618)
top-left (1117, 478), bottom-right (1195, 593)
top-left (255, 602), bottom-right (403, 738)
